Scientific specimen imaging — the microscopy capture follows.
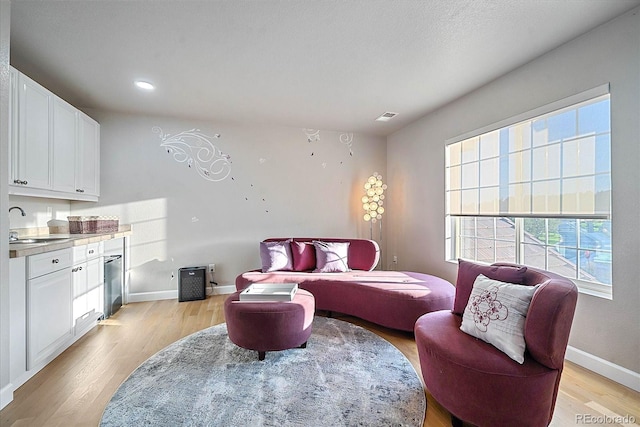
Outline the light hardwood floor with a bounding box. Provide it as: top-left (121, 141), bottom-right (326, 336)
top-left (1, 296), bottom-right (638, 427)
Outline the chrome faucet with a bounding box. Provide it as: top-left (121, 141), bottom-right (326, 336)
top-left (9, 206), bottom-right (26, 241)
top-left (9, 206), bottom-right (26, 216)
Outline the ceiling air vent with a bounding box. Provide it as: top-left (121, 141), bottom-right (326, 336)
top-left (375, 112), bottom-right (398, 122)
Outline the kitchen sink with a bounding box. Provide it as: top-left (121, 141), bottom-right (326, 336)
top-left (9, 237), bottom-right (71, 244)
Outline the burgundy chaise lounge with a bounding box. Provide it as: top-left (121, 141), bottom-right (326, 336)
top-left (414, 259), bottom-right (578, 427)
top-left (235, 238), bottom-right (455, 332)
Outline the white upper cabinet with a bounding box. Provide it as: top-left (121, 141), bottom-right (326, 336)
top-left (52, 96), bottom-right (77, 193)
top-left (9, 67), bottom-right (100, 202)
top-left (15, 72), bottom-right (51, 190)
top-left (76, 112), bottom-right (100, 197)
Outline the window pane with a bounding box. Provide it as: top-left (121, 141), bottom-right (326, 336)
top-left (509, 150), bottom-right (531, 183)
top-left (578, 98), bottom-right (610, 135)
top-left (460, 217), bottom-right (476, 235)
top-left (562, 176), bottom-right (595, 214)
top-left (524, 218), bottom-right (547, 244)
top-left (461, 137), bottom-right (479, 163)
top-left (495, 217), bottom-right (515, 240)
top-left (532, 144), bottom-right (561, 180)
top-left (556, 218), bottom-right (578, 247)
top-left (476, 238), bottom-right (496, 263)
top-left (448, 190), bottom-right (461, 215)
top-left (532, 180), bottom-right (561, 215)
top-left (479, 187), bottom-right (500, 214)
top-left (495, 239), bottom-right (516, 263)
top-left (476, 218), bottom-right (495, 239)
top-left (548, 247), bottom-right (578, 279)
top-left (563, 136), bottom-right (595, 177)
top-left (480, 130), bottom-right (500, 159)
top-left (532, 119), bottom-right (548, 147)
top-left (508, 183), bottom-right (531, 214)
top-left (595, 134), bottom-right (610, 174)
top-left (448, 165), bottom-right (461, 190)
top-left (595, 175), bottom-right (611, 214)
top-left (461, 162), bottom-right (478, 189)
top-left (523, 243), bottom-right (546, 269)
top-left (547, 109), bottom-right (576, 142)
top-left (578, 249), bottom-right (611, 284)
top-left (461, 189), bottom-right (479, 215)
top-left (578, 250), bottom-right (599, 282)
top-left (448, 143), bottom-right (462, 166)
top-left (508, 122), bottom-right (532, 153)
top-left (479, 158), bottom-right (499, 187)
top-left (460, 237), bottom-right (476, 259)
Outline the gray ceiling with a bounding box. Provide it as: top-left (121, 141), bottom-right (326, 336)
top-left (9, 0), bottom-right (640, 137)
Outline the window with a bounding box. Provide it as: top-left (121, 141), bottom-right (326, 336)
top-left (445, 86), bottom-right (612, 297)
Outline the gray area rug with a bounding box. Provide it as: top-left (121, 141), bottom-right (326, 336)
top-left (101, 316), bottom-right (425, 426)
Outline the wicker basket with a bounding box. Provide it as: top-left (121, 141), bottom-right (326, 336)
top-left (96, 216), bottom-right (119, 233)
top-left (68, 216), bottom-right (119, 234)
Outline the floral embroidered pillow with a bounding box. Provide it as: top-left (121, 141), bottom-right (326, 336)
top-left (460, 275), bottom-right (539, 364)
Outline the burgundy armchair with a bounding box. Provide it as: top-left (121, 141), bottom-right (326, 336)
top-left (414, 260), bottom-right (578, 427)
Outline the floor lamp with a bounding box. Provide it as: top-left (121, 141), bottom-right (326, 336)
top-left (362, 172), bottom-right (387, 266)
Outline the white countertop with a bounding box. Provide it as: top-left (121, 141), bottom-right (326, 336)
top-left (9, 225), bottom-right (132, 258)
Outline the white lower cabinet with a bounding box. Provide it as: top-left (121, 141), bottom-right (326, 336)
top-left (27, 249), bottom-right (73, 370)
top-left (86, 257), bottom-right (104, 320)
top-left (13, 244), bottom-right (103, 384)
top-left (8, 239), bottom-right (122, 402)
top-left (72, 242), bottom-right (104, 332)
top-left (72, 255), bottom-right (104, 333)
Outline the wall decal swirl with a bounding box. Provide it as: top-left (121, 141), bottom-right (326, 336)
top-left (153, 127), bottom-right (231, 182)
top-left (340, 132), bottom-right (354, 156)
top-left (303, 128), bottom-right (321, 142)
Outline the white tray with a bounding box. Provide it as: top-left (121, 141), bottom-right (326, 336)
top-left (239, 283), bottom-right (299, 301)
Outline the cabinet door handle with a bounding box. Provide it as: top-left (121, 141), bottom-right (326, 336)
top-left (76, 189), bottom-right (85, 193)
top-left (78, 266), bottom-right (83, 271)
top-left (13, 179), bottom-right (28, 185)
top-left (88, 250), bottom-right (94, 254)
top-left (52, 259), bottom-right (59, 264)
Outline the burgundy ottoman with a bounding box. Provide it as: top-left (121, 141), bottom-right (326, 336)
top-left (224, 289), bottom-right (315, 360)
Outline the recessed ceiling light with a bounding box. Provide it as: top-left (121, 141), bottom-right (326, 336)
top-left (134, 80), bottom-right (155, 90)
top-left (375, 112), bottom-right (398, 122)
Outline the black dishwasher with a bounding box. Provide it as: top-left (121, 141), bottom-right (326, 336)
top-left (104, 255), bottom-right (123, 319)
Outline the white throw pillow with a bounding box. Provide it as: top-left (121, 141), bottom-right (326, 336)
top-left (312, 241), bottom-right (350, 273)
top-left (460, 274), bottom-right (539, 364)
top-left (259, 240), bottom-right (293, 272)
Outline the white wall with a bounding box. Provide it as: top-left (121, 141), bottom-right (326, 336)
top-left (7, 195), bottom-right (70, 229)
top-left (387, 8), bottom-right (639, 374)
top-left (0, 0), bottom-right (11, 405)
top-left (71, 112), bottom-right (386, 296)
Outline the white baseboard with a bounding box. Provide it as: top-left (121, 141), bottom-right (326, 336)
top-left (127, 290), bottom-right (178, 303)
top-left (565, 346), bottom-right (640, 392)
top-left (0, 383), bottom-right (13, 410)
top-left (208, 284), bottom-right (236, 295)
top-left (127, 286), bottom-right (234, 303)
